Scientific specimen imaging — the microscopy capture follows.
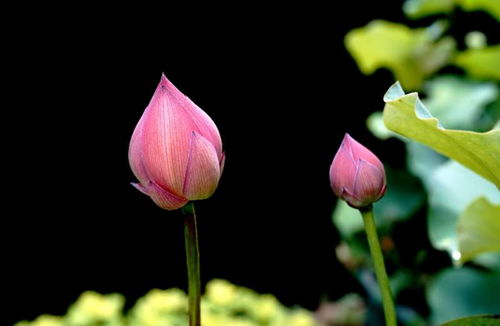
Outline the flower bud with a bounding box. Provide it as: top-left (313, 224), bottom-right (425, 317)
top-left (329, 134), bottom-right (386, 208)
top-left (129, 74), bottom-right (224, 210)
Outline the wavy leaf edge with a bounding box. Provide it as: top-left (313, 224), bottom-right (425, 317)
top-left (382, 81), bottom-right (500, 187)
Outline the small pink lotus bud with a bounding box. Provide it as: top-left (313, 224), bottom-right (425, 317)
top-left (129, 74), bottom-right (224, 210)
top-left (329, 134), bottom-right (386, 208)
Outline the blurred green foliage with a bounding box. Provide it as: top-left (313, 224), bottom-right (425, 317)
top-left (15, 279), bottom-right (318, 326)
top-left (422, 76), bottom-right (497, 130)
top-left (454, 45), bottom-right (500, 80)
top-left (427, 268), bottom-right (500, 324)
top-left (424, 161), bottom-right (499, 258)
top-left (457, 197), bottom-right (500, 264)
top-left (345, 20), bottom-right (454, 90)
top-left (337, 0), bottom-right (500, 324)
top-left (347, 2), bottom-right (500, 90)
top-left (404, 0), bottom-right (500, 20)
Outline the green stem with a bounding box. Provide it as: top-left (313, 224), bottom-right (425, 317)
top-left (360, 205), bottom-right (397, 326)
top-left (182, 202), bottom-right (201, 326)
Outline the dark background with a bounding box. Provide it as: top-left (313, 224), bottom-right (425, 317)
top-left (4, 2), bottom-right (498, 325)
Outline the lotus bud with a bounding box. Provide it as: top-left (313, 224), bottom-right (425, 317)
top-left (329, 134), bottom-right (386, 208)
top-left (129, 74), bottom-right (224, 210)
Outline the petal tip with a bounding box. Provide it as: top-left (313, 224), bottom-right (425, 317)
top-left (343, 133), bottom-right (354, 143)
top-left (159, 73), bottom-right (171, 87)
top-left (340, 133), bottom-right (355, 150)
top-left (131, 182), bottom-right (148, 195)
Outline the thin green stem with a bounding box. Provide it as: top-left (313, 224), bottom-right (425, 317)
top-left (360, 205), bottom-right (397, 326)
top-left (182, 202), bottom-right (201, 326)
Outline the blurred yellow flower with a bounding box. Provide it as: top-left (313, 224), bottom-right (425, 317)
top-left (15, 279), bottom-right (318, 326)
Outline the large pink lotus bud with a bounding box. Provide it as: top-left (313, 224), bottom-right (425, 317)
top-left (329, 134), bottom-right (386, 208)
top-left (129, 74), bottom-right (224, 210)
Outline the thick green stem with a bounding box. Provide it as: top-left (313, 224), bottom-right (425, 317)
top-left (182, 202), bottom-right (201, 326)
top-left (360, 205), bottom-right (397, 326)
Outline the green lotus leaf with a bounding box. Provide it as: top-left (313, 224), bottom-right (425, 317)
top-left (382, 82), bottom-right (500, 187)
top-left (369, 76), bottom-right (498, 139)
top-left (441, 314), bottom-right (500, 326)
top-left (403, 0), bottom-right (500, 20)
top-left (454, 45), bottom-right (500, 80)
top-left (425, 161), bottom-right (500, 257)
top-left (457, 197), bottom-right (500, 264)
top-left (345, 20), bottom-right (455, 90)
top-left (403, 0), bottom-right (455, 19)
top-left (427, 268), bottom-right (500, 324)
top-left (457, 0), bottom-right (500, 21)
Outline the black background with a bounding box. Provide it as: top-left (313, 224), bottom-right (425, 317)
top-left (3, 2), bottom-right (498, 325)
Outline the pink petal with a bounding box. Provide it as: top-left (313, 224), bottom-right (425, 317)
top-left (159, 74), bottom-right (223, 156)
top-left (330, 138), bottom-right (357, 197)
top-left (219, 152), bottom-right (226, 175)
top-left (131, 182), bottom-right (148, 195)
top-left (128, 117), bottom-right (150, 185)
top-left (182, 132), bottom-right (221, 200)
top-left (139, 75), bottom-right (223, 195)
top-left (378, 183), bottom-right (387, 198)
top-left (140, 78), bottom-right (195, 194)
top-left (340, 188), bottom-right (364, 208)
top-left (344, 133), bottom-right (384, 169)
top-left (352, 159), bottom-right (386, 206)
top-left (143, 181), bottom-right (189, 211)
